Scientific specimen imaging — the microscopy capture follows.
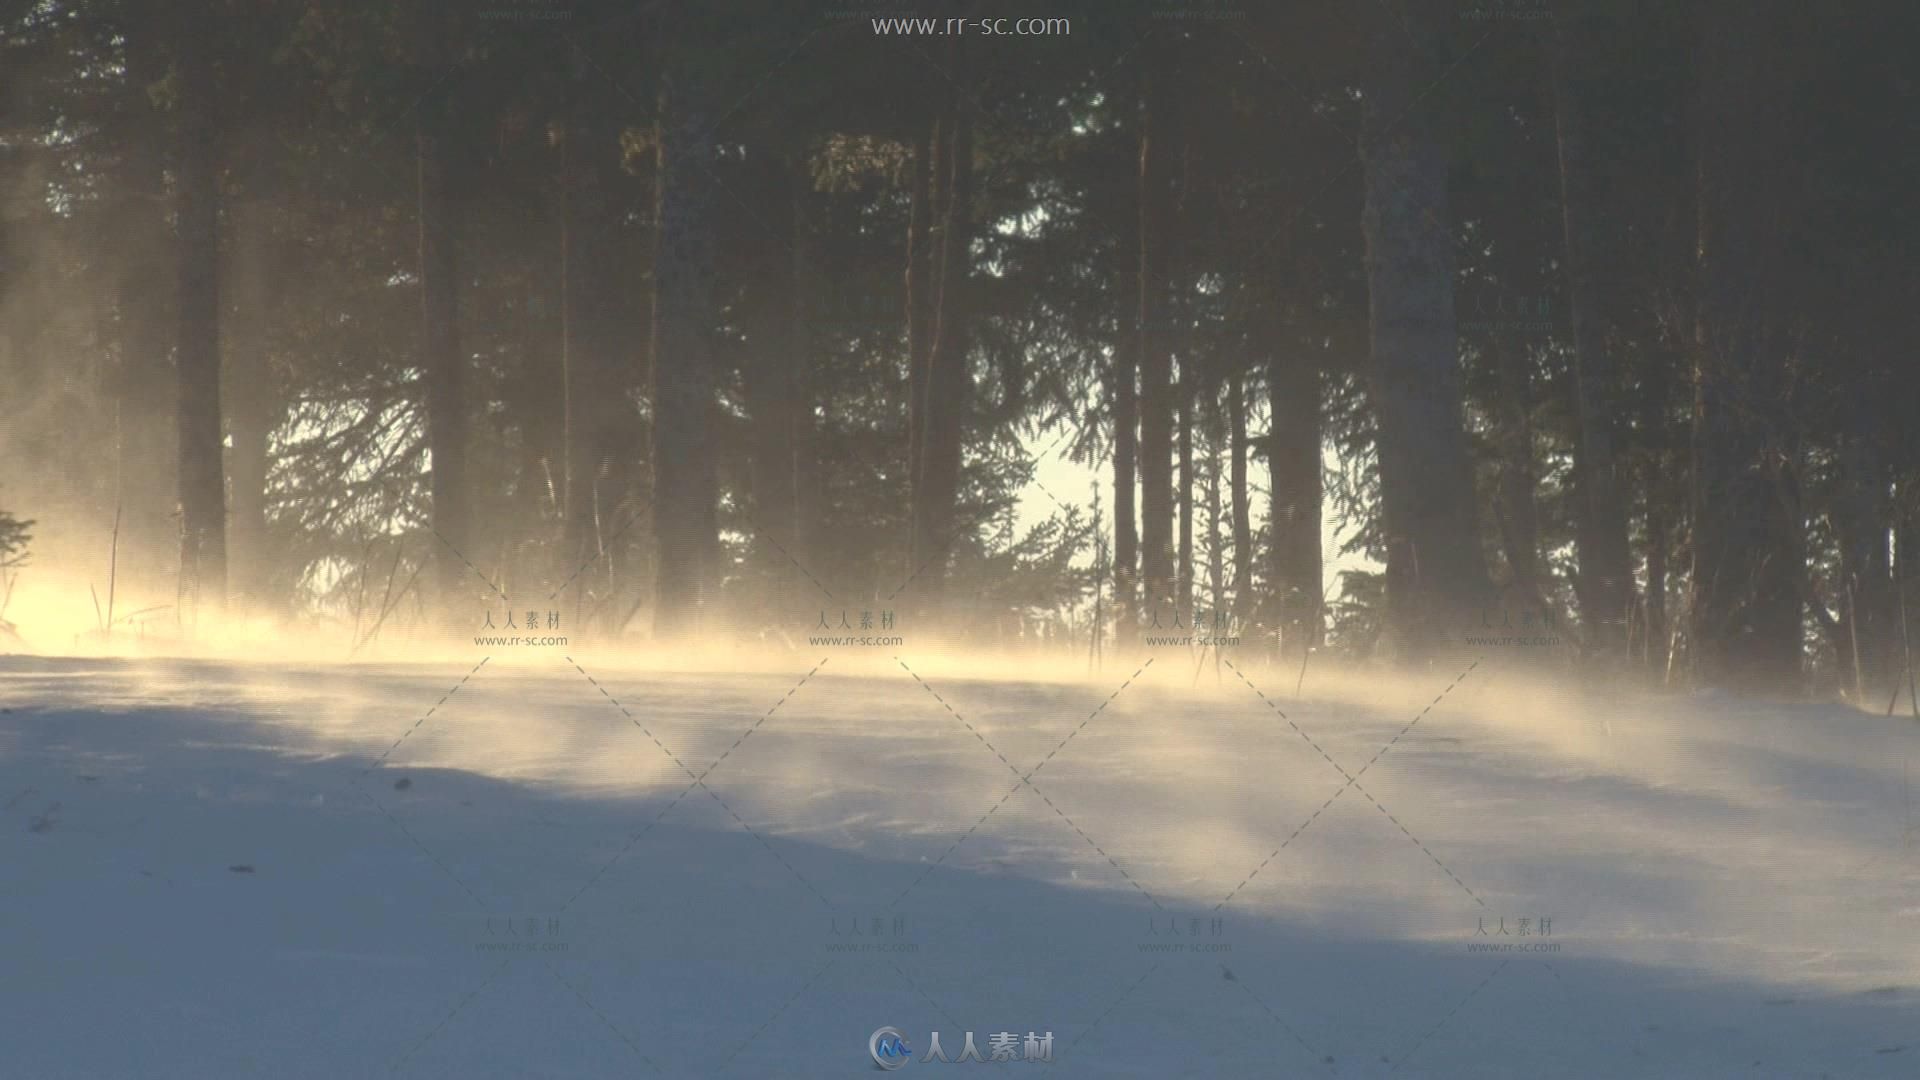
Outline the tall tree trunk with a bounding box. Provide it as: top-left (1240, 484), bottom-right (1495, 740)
top-left (1175, 137), bottom-right (1198, 624)
top-left (226, 390), bottom-right (271, 609)
top-left (1690, 6), bottom-right (1802, 693)
top-left (745, 150), bottom-right (806, 613)
top-left (1178, 365), bottom-right (1194, 617)
top-left (1359, 17), bottom-right (1489, 659)
top-left (1137, 44), bottom-right (1178, 624)
top-left (1640, 351), bottom-right (1674, 675)
top-left (1490, 332), bottom-right (1541, 600)
top-left (1896, 479), bottom-right (1920, 700)
top-left (114, 16), bottom-right (177, 600)
top-left (174, 13), bottom-right (226, 620)
top-left (790, 181), bottom-right (820, 587)
top-left (1112, 146), bottom-right (1141, 643)
top-left (513, 290), bottom-right (564, 575)
top-left (1834, 435), bottom-right (1894, 702)
top-left (225, 202), bottom-right (277, 612)
top-left (649, 57), bottom-right (721, 636)
top-left (1645, 488), bottom-right (1670, 673)
top-left (417, 81), bottom-right (469, 621)
top-left (560, 80), bottom-right (628, 610)
top-left (1268, 352), bottom-right (1322, 659)
top-left (1204, 388), bottom-right (1226, 622)
top-left (905, 123), bottom-right (936, 505)
top-left (1551, 9), bottom-right (1633, 658)
top-left (1227, 370), bottom-right (1253, 623)
top-left (910, 40), bottom-right (974, 613)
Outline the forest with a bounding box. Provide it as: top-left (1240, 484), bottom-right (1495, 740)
top-left (9, 6), bottom-right (1920, 1076)
top-left (3, 0), bottom-right (1918, 699)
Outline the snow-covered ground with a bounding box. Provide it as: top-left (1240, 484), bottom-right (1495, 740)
top-left (3, 645), bottom-right (1917, 1078)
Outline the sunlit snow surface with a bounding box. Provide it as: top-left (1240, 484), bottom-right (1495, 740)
top-left (3, 648), bottom-right (1917, 1078)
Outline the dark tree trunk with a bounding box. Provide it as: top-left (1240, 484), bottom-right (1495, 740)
top-left (649, 60), bottom-right (722, 636)
top-left (560, 83), bottom-right (629, 609)
top-left (1490, 333), bottom-right (1542, 600)
top-left (1227, 371), bottom-right (1253, 623)
top-left (1689, 6), bottom-right (1803, 693)
top-left (1137, 44), bottom-right (1177, 624)
top-left (1267, 353), bottom-right (1322, 659)
top-left (910, 41), bottom-right (974, 612)
top-left (789, 188), bottom-right (820, 584)
top-left (745, 150), bottom-right (807, 612)
top-left (1834, 436), bottom-right (1895, 701)
top-left (417, 86), bottom-right (469, 620)
top-left (1205, 388), bottom-right (1225, 621)
top-left (905, 123), bottom-right (936, 502)
top-left (1178, 367), bottom-right (1194, 617)
top-left (1640, 351), bottom-right (1674, 675)
top-left (512, 290), bottom-right (564, 565)
top-left (174, 13), bottom-right (226, 618)
top-left (1896, 481), bottom-right (1920, 700)
top-left (1112, 147), bottom-right (1141, 642)
top-left (1551, 10), bottom-right (1633, 658)
top-left (227, 389), bottom-right (271, 608)
top-left (225, 203), bottom-right (278, 612)
top-left (114, 18), bottom-right (176, 597)
top-left (1359, 18), bottom-right (1490, 659)
top-left (1645, 490), bottom-right (1669, 673)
